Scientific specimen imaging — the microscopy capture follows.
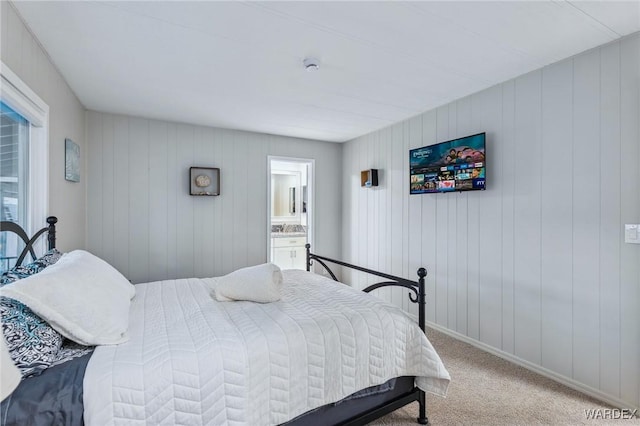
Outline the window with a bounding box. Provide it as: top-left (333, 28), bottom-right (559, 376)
top-left (0, 102), bottom-right (30, 271)
top-left (1, 102), bottom-right (29, 225)
top-left (0, 62), bottom-right (49, 272)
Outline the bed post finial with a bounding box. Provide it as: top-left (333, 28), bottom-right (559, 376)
top-left (305, 243), bottom-right (311, 272)
top-left (46, 216), bottom-right (57, 250)
top-left (417, 267), bottom-right (426, 279)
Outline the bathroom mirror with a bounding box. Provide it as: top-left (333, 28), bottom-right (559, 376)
top-left (271, 171), bottom-right (300, 221)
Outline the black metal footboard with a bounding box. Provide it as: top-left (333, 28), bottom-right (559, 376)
top-left (305, 244), bottom-right (430, 425)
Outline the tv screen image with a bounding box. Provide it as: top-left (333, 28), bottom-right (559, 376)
top-left (409, 132), bottom-right (486, 194)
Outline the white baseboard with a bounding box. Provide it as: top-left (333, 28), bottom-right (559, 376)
top-left (424, 320), bottom-right (639, 412)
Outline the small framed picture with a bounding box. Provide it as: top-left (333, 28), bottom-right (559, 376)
top-left (190, 167), bottom-right (220, 196)
top-left (65, 138), bottom-right (80, 182)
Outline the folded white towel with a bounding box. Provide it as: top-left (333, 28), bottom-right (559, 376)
top-left (214, 263), bottom-right (283, 303)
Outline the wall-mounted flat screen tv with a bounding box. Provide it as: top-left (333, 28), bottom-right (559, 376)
top-left (410, 132), bottom-right (486, 194)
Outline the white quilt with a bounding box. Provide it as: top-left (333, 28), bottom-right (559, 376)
top-left (83, 270), bottom-right (450, 425)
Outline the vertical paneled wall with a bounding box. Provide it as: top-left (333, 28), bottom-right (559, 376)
top-left (85, 111), bottom-right (342, 284)
top-left (342, 34), bottom-right (639, 409)
top-left (1, 2), bottom-right (86, 251)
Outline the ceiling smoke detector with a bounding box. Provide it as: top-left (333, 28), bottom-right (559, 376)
top-left (303, 58), bottom-right (320, 72)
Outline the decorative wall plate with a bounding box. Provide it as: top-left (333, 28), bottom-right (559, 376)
top-left (195, 174), bottom-right (211, 188)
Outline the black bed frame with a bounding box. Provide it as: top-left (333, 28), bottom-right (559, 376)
top-left (2, 219), bottom-right (431, 425)
top-left (305, 244), bottom-right (429, 426)
top-left (0, 216), bottom-right (57, 267)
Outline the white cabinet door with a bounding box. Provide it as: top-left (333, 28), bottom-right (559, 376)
top-left (273, 246), bottom-right (293, 269)
top-left (273, 245), bottom-right (306, 270)
top-left (291, 245), bottom-right (306, 270)
top-left (271, 236), bottom-right (307, 270)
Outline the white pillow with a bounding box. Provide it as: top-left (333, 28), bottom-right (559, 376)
top-left (0, 250), bottom-right (135, 346)
top-left (214, 263), bottom-right (283, 303)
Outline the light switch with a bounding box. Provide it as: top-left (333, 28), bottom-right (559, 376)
top-left (624, 224), bottom-right (640, 244)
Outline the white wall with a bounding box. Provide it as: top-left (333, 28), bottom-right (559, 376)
top-left (86, 111), bottom-right (342, 284)
top-left (1, 2), bottom-right (86, 251)
top-left (342, 34), bottom-right (639, 410)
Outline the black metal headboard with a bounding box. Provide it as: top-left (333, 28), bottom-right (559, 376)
top-left (0, 216), bottom-right (57, 267)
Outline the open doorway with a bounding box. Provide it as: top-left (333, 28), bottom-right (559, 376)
top-left (268, 157), bottom-right (313, 270)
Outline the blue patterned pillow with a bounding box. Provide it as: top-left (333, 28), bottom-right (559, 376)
top-left (0, 297), bottom-right (64, 377)
top-left (0, 269), bottom-right (31, 286)
top-left (0, 249), bottom-right (62, 286)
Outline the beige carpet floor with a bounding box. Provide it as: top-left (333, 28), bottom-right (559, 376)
top-left (372, 328), bottom-right (639, 426)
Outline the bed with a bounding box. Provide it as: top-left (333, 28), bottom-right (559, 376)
top-left (0, 217), bottom-right (450, 426)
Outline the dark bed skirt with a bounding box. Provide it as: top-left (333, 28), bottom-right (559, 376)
top-left (283, 376), bottom-right (416, 426)
top-left (0, 351), bottom-right (93, 426)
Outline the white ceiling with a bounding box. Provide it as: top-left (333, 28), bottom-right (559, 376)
top-left (13, 1), bottom-right (640, 143)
